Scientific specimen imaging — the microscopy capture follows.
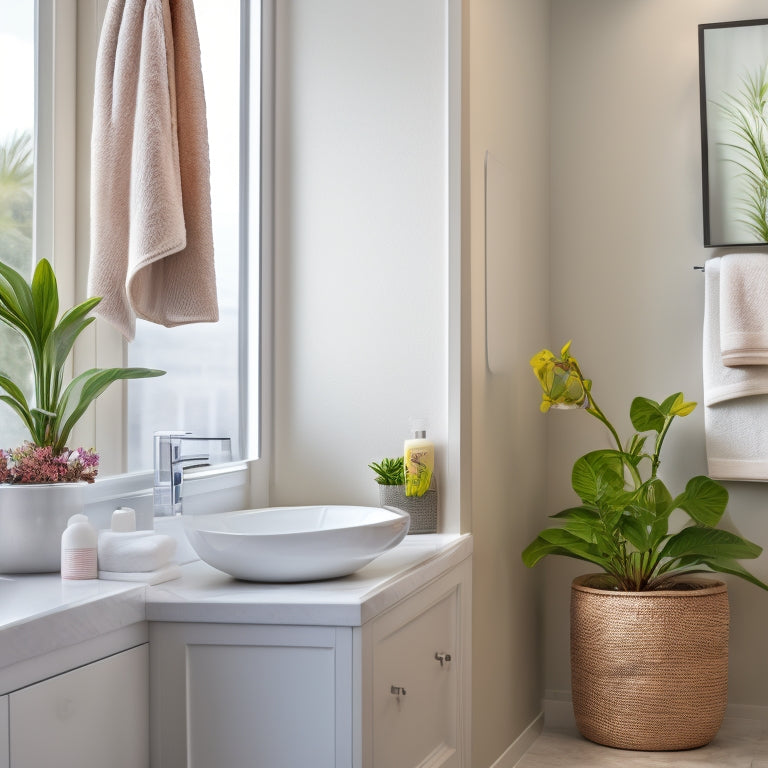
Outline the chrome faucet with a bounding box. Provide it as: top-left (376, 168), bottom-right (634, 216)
top-left (153, 432), bottom-right (232, 516)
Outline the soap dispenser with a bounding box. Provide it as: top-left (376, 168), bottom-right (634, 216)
top-left (404, 419), bottom-right (434, 497)
top-left (61, 513), bottom-right (98, 580)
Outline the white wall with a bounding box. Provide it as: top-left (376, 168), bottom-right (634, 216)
top-left (547, 0), bottom-right (768, 709)
top-left (272, 0), bottom-right (460, 526)
top-left (467, 1), bottom-right (550, 765)
top-left (272, 3), bottom-right (551, 765)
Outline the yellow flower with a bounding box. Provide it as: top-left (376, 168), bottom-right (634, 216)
top-left (530, 342), bottom-right (588, 412)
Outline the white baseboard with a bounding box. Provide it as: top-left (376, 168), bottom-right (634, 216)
top-left (542, 689), bottom-right (576, 729)
top-left (488, 712), bottom-right (544, 768)
top-left (722, 702), bottom-right (768, 724)
top-left (543, 689), bottom-right (768, 731)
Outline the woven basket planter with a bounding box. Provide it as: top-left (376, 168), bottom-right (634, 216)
top-left (377, 484), bottom-right (437, 534)
top-left (570, 574), bottom-right (729, 751)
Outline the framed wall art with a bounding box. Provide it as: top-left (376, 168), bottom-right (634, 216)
top-left (699, 18), bottom-right (768, 246)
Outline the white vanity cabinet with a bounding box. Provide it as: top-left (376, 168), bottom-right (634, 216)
top-left (364, 574), bottom-right (464, 767)
top-left (148, 540), bottom-right (471, 768)
top-left (0, 696), bottom-right (8, 768)
top-left (8, 644), bottom-right (149, 768)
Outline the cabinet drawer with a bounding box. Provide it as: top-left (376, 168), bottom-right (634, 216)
top-left (10, 644), bottom-right (149, 768)
top-left (371, 587), bottom-right (459, 768)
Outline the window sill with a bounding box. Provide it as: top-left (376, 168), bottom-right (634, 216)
top-left (84, 461), bottom-right (252, 530)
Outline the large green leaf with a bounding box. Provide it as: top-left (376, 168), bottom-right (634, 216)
top-left (622, 478), bottom-right (673, 549)
top-left (571, 450), bottom-right (626, 504)
top-left (630, 395), bottom-right (668, 433)
top-left (0, 395), bottom-right (34, 435)
top-left (30, 259), bottom-right (58, 344)
top-left (660, 526), bottom-right (762, 561)
top-left (0, 259), bottom-right (35, 323)
top-left (673, 476), bottom-right (729, 527)
top-left (550, 506), bottom-right (603, 543)
top-left (619, 515), bottom-right (653, 552)
top-left (54, 366), bottom-right (165, 451)
top-left (0, 372), bottom-right (29, 410)
top-left (521, 529), bottom-right (612, 570)
top-left (695, 557), bottom-right (768, 591)
top-left (51, 298), bottom-right (100, 370)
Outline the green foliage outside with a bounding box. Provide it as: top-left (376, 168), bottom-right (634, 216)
top-left (0, 131), bottom-right (34, 445)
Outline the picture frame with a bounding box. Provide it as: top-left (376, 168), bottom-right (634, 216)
top-left (699, 18), bottom-right (768, 247)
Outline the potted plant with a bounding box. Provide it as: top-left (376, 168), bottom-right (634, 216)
top-left (369, 456), bottom-right (437, 534)
top-left (522, 342), bottom-right (768, 751)
top-left (0, 258), bottom-right (164, 572)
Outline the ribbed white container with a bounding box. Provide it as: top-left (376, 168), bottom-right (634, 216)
top-left (61, 513), bottom-right (98, 580)
top-left (61, 548), bottom-right (98, 579)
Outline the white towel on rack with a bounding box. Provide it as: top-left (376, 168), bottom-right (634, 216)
top-left (720, 253), bottom-right (768, 366)
top-left (703, 257), bottom-right (768, 481)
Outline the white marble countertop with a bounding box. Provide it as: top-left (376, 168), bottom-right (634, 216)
top-left (0, 533), bottom-right (471, 692)
top-left (147, 533), bottom-right (472, 626)
top-left (0, 575), bottom-right (146, 693)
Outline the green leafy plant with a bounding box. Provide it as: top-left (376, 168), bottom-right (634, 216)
top-left (0, 258), bottom-right (164, 461)
top-left (717, 63), bottom-right (768, 242)
top-left (368, 456), bottom-right (405, 486)
top-left (522, 342), bottom-right (768, 591)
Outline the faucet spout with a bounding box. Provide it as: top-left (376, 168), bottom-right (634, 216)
top-left (153, 432), bottom-right (232, 516)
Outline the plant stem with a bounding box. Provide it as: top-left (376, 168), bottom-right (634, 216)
top-left (570, 359), bottom-right (644, 488)
top-left (651, 415), bottom-right (674, 479)
top-left (570, 360), bottom-right (623, 451)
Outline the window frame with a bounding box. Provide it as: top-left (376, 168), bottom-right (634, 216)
top-left (33, 0), bottom-right (273, 519)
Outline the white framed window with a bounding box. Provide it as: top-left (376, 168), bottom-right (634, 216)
top-left (0, 0), bottom-right (272, 514)
top-left (125, 0), bottom-right (251, 473)
top-left (0, 0), bottom-right (35, 449)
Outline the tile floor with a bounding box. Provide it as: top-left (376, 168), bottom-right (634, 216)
top-left (515, 719), bottom-right (768, 767)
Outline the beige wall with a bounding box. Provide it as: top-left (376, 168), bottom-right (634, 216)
top-left (547, 0), bottom-right (768, 707)
top-left (467, 1), bottom-right (551, 765)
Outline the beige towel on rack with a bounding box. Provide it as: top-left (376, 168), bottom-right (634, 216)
top-left (720, 253), bottom-right (768, 366)
top-left (89, 0), bottom-right (218, 341)
top-left (703, 257), bottom-right (768, 481)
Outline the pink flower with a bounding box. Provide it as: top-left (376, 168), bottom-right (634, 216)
top-left (0, 443), bottom-right (99, 484)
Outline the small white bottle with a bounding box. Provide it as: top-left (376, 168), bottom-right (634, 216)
top-left (61, 514), bottom-right (98, 580)
top-left (404, 419), bottom-right (434, 498)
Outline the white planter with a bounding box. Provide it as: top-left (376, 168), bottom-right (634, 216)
top-left (0, 483), bottom-right (85, 573)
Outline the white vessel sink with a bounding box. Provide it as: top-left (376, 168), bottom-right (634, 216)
top-left (183, 505), bottom-right (410, 582)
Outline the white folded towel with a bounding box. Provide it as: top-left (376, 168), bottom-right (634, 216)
top-left (98, 531), bottom-right (177, 573)
top-left (720, 253), bottom-right (768, 366)
top-left (703, 257), bottom-right (768, 481)
top-left (89, 0), bottom-right (218, 340)
top-left (99, 564), bottom-right (181, 585)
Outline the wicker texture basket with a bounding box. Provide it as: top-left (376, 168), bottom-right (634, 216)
top-left (570, 574), bottom-right (729, 751)
top-left (378, 484), bottom-right (437, 534)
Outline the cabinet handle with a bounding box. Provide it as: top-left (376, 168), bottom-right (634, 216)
top-left (390, 685), bottom-right (407, 697)
top-left (434, 652), bottom-right (452, 667)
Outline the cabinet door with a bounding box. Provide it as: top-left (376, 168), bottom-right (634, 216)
top-left (150, 623), bottom-right (353, 768)
top-left (9, 644), bottom-right (149, 768)
top-left (371, 582), bottom-right (462, 768)
top-left (0, 696), bottom-right (8, 768)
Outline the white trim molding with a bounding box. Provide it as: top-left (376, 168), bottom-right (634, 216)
top-left (488, 713), bottom-right (544, 768)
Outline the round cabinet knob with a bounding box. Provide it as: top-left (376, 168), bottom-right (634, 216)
top-left (434, 652), bottom-right (452, 667)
